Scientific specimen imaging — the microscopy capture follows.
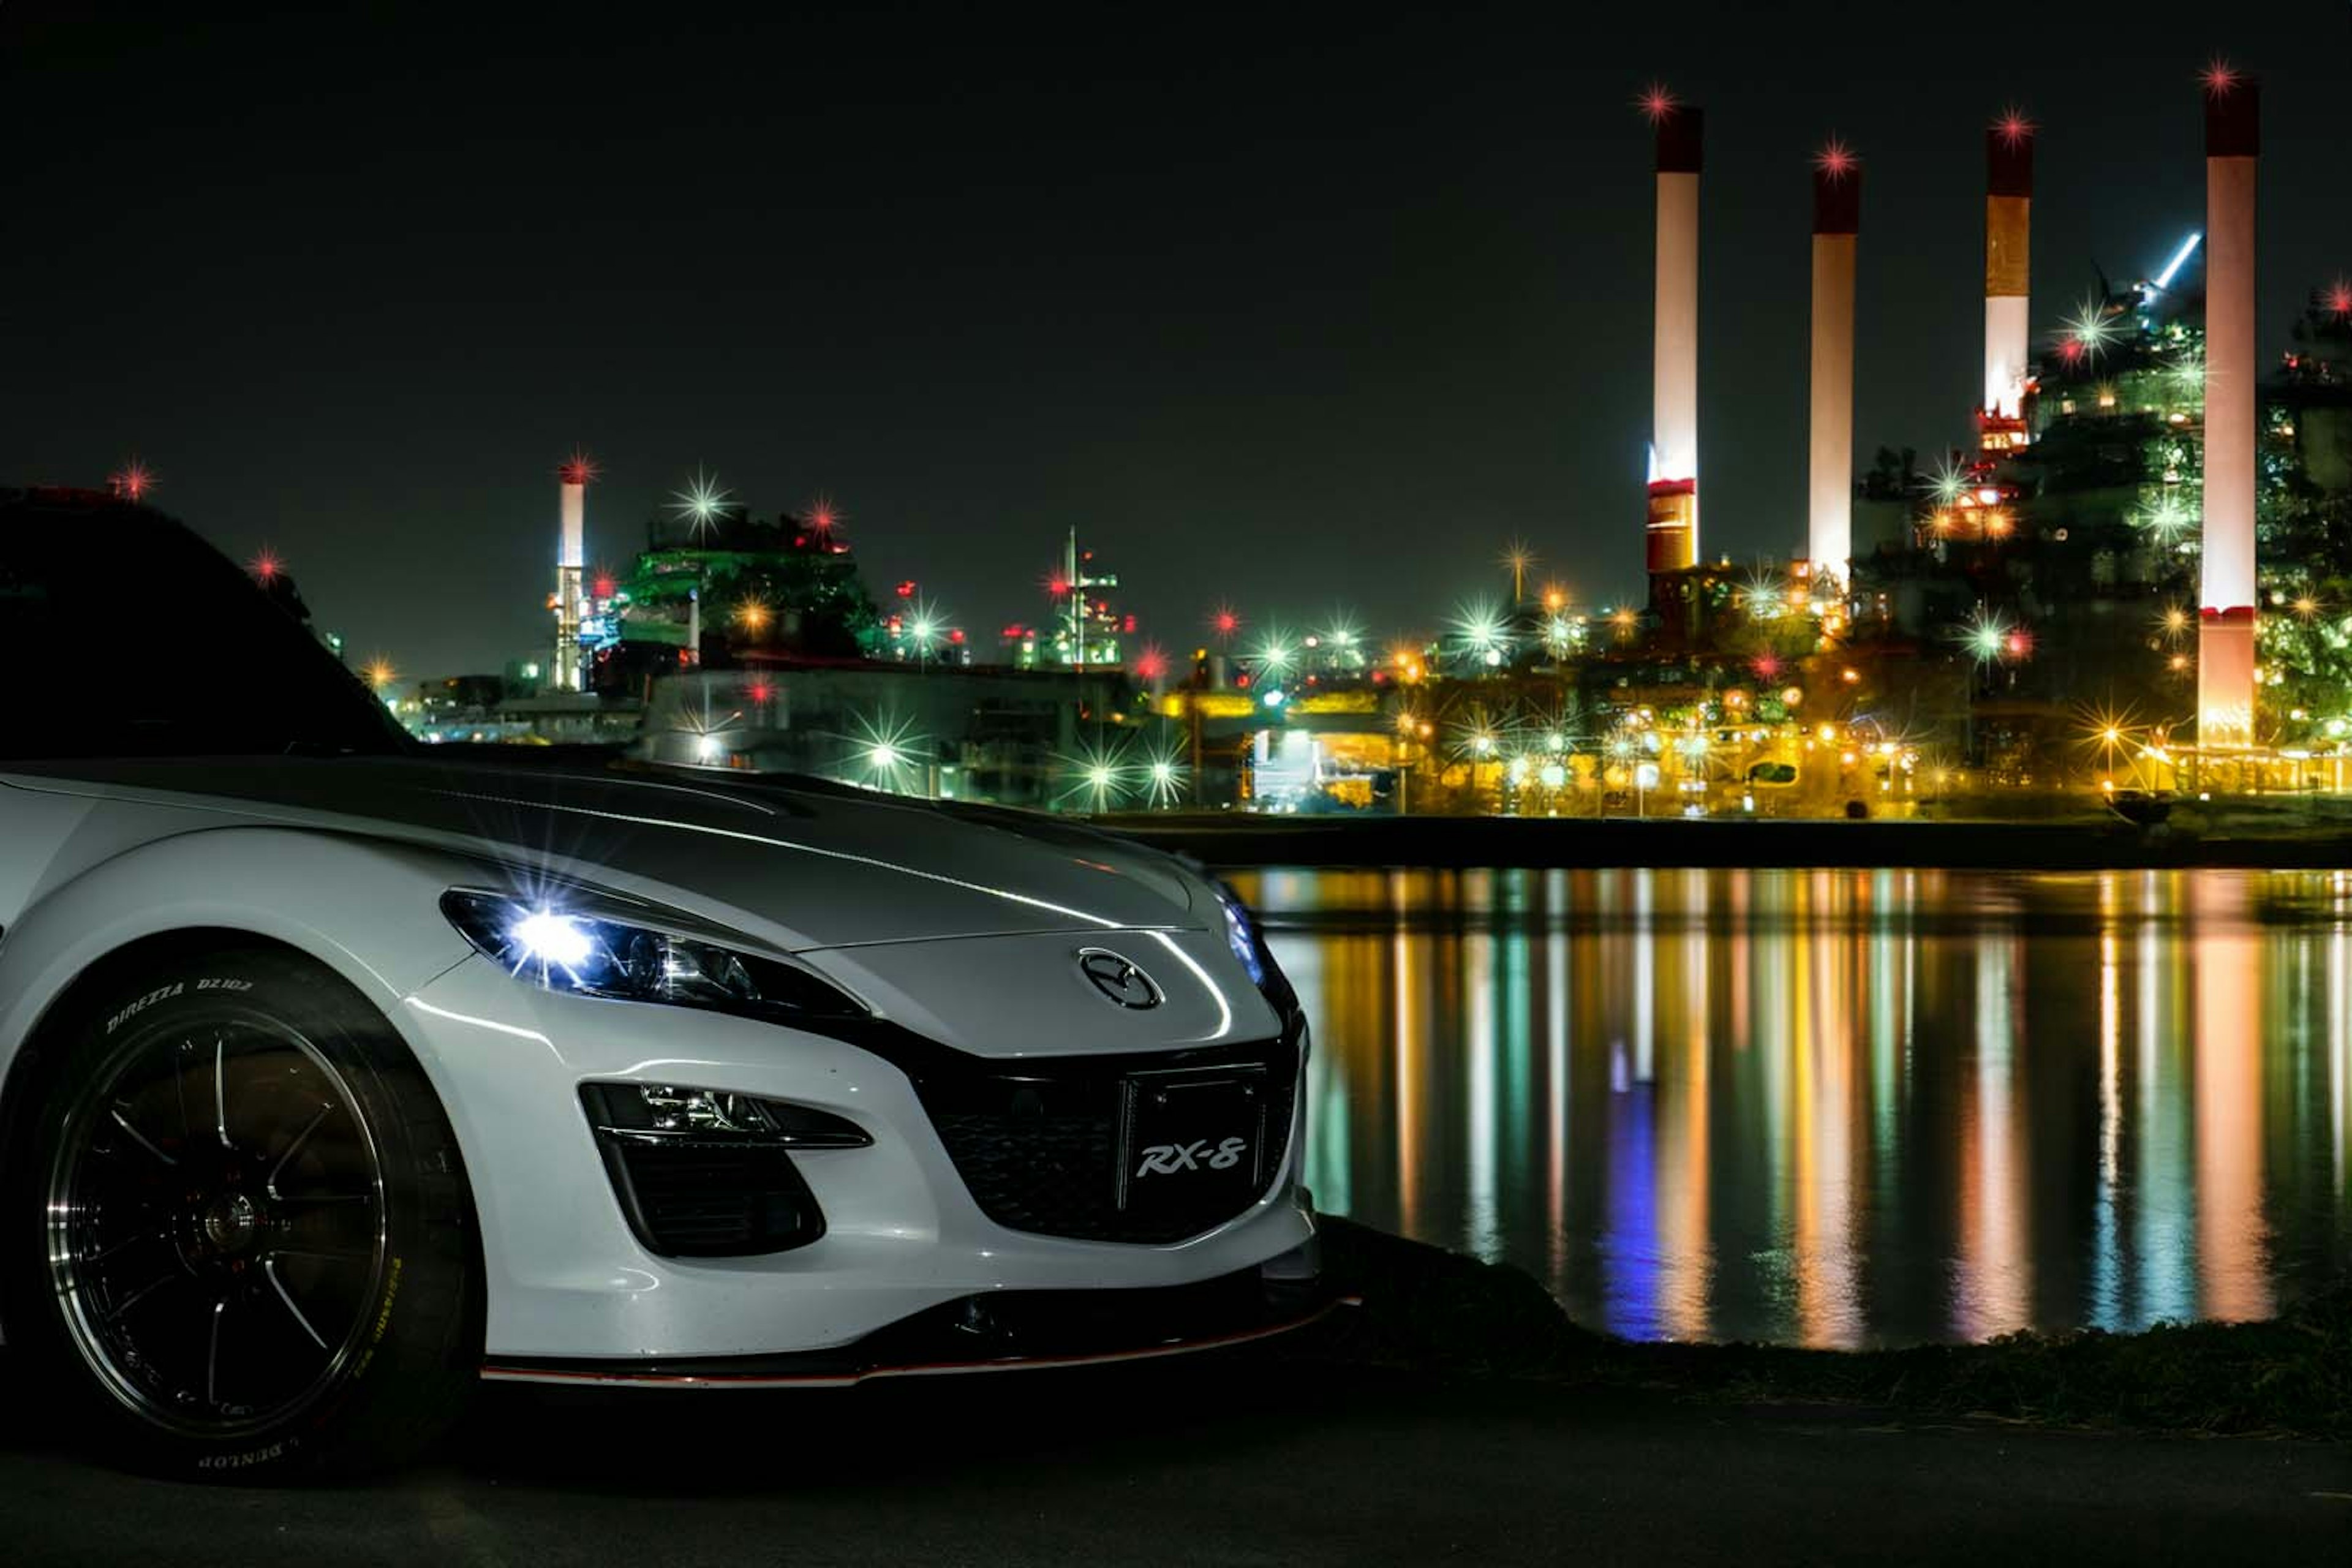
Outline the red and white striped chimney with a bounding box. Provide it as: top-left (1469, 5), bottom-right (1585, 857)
top-left (1807, 141), bottom-right (1860, 580)
top-left (1646, 97), bottom-right (1702, 576)
top-left (2199, 67), bottom-right (2258, 750)
top-left (1982, 115), bottom-right (2033, 439)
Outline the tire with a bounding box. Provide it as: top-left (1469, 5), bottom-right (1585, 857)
top-left (2, 941), bottom-right (480, 1480)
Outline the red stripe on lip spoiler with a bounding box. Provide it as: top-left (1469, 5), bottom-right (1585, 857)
top-left (479, 1295), bottom-right (1359, 1390)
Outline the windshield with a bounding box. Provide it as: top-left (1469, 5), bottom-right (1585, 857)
top-left (0, 492), bottom-right (411, 761)
top-left (634, 669), bottom-right (920, 783)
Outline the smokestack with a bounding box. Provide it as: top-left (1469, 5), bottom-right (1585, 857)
top-left (555, 451), bottom-right (594, 693)
top-left (2199, 71), bottom-right (2257, 750)
top-left (1982, 116), bottom-right (2034, 437)
top-left (1807, 143), bottom-right (1860, 580)
top-left (1647, 100), bottom-right (1702, 576)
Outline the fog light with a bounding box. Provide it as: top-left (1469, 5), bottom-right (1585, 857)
top-left (581, 1083), bottom-right (871, 1147)
top-left (580, 1085), bottom-right (870, 1259)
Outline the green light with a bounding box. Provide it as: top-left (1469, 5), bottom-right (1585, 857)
top-left (1957, 608), bottom-right (2014, 665)
top-left (1142, 748), bottom-right (1188, 808)
top-left (1926, 459), bottom-right (1967, 507)
top-left (2064, 298), bottom-right (2117, 355)
top-left (1059, 741), bottom-right (1134, 811)
top-left (1253, 628), bottom-right (1297, 676)
top-left (850, 710), bottom-right (926, 792)
top-left (1449, 599), bottom-right (1509, 658)
top-left (668, 467), bottom-right (733, 533)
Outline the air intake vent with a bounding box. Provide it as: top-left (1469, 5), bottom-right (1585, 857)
top-left (602, 1142), bottom-right (824, 1257)
top-left (581, 1084), bottom-right (867, 1258)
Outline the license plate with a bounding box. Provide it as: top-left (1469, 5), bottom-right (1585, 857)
top-left (1115, 1068), bottom-right (1268, 1216)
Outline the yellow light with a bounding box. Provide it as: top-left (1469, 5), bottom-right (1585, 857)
top-left (1840, 667), bottom-right (1858, 684)
top-left (1781, 686), bottom-right (1804, 706)
top-left (1817, 723), bottom-right (1836, 743)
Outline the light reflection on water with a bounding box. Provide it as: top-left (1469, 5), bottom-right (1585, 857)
top-left (1231, 867), bottom-right (2352, 1348)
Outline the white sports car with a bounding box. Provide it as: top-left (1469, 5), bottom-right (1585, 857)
top-left (0, 488), bottom-right (1324, 1478)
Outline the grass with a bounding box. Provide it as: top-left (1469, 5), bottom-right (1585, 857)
top-left (1298, 1217), bottom-right (2352, 1441)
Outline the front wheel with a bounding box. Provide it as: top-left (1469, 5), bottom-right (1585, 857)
top-left (3, 943), bottom-right (480, 1479)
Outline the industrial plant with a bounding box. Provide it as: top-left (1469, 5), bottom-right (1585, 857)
top-left (379, 66), bottom-right (2350, 821)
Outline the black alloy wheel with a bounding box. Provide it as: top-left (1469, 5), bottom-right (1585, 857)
top-left (4, 943), bottom-right (480, 1479)
top-left (48, 1016), bottom-right (388, 1437)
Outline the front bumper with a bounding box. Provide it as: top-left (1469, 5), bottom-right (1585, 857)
top-left (480, 1255), bottom-right (1343, 1388)
top-left (398, 951), bottom-right (1316, 1364)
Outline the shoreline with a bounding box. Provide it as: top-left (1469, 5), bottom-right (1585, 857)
top-left (1105, 810), bottom-right (2352, 870)
top-left (1305, 1218), bottom-right (2351, 1441)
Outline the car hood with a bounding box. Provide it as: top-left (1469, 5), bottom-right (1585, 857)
top-left (1, 755), bottom-right (1198, 949)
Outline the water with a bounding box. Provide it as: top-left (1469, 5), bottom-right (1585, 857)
top-left (1230, 866), bottom-right (2352, 1348)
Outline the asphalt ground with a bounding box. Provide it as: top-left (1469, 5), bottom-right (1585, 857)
top-left (0, 1349), bottom-right (2343, 1567)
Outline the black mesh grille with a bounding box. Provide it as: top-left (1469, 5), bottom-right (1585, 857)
top-left (916, 1036), bottom-right (1298, 1245)
top-left (601, 1142), bottom-right (824, 1257)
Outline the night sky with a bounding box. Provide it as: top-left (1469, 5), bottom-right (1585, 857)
top-left (5, 2), bottom-right (2349, 679)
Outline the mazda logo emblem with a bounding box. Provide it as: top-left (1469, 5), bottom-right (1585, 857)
top-left (1077, 948), bottom-right (1163, 1009)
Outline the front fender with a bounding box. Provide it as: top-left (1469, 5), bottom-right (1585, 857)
top-left (0, 825), bottom-right (502, 1345)
top-left (0, 826), bottom-right (485, 1073)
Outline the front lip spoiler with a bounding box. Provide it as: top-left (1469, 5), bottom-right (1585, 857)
top-left (478, 1291), bottom-right (1355, 1391)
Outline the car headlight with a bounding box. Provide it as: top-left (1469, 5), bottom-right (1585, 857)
top-left (1213, 878), bottom-right (1304, 1012)
top-left (440, 889), bottom-right (864, 1023)
top-left (1215, 883), bottom-right (1267, 987)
